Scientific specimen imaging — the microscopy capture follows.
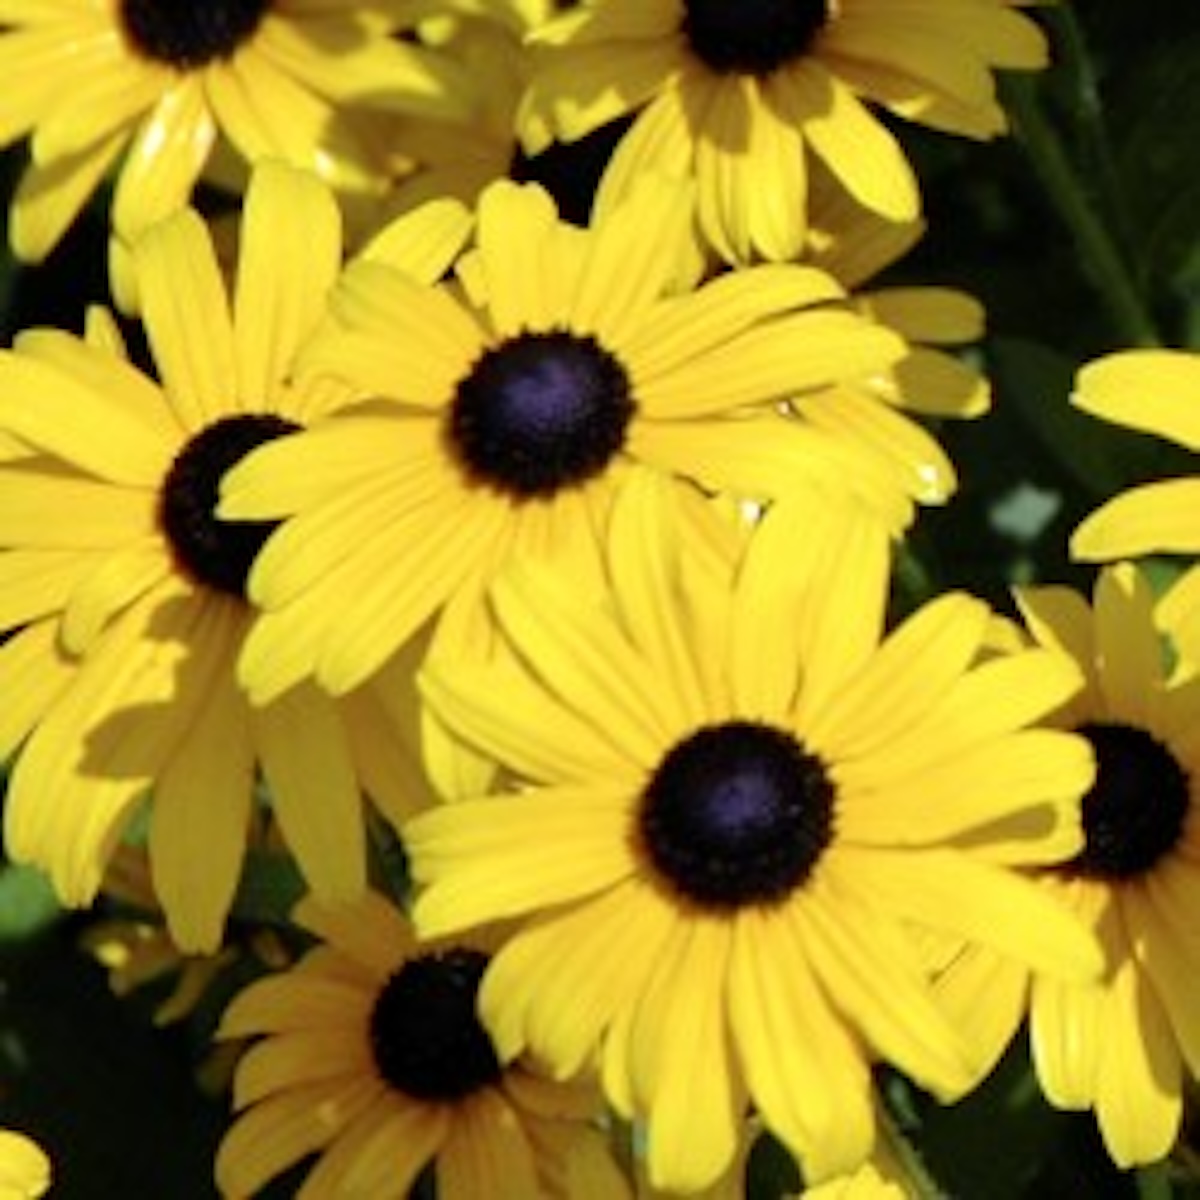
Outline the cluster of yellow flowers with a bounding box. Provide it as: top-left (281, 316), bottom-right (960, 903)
top-left (0, 1), bottom-right (1197, 1197)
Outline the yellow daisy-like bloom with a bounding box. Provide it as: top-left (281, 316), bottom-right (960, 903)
top-left (0, 162), bottom-right (444, 953)
top-left (220, 175), bottom-right (911, 705)
top-left (1070, 349), bottom-right (1200, 667)
top-left (520, 0), bottom-right (1048, 263)
top-left (216, 891), bottom-right (627, 1200)
top-left (1015, 563), bottom-right (1200, 1166)
top-left (405, 473), bottom-right (1101, 1192)
top-left (0, 0), bottom-right (469, 263)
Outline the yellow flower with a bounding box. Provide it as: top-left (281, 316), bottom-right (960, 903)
top-left (405, 473), bottom-right (1100, 1192)
top-left (0, 1131), bottom-right (50, 1200)
top-left (220, 175), bottom-right (910, 705)
top-left (521, 0), bottom-right (1048, 263)
top-left (1070, 349), bottom-right (1200, 668)
top-left (0, 163), bottom-right (442, 952)
top-left (1016, 563), bottom-right (1200, 1166)
top-left (0, 0), bottom-right (470, 264)
top-left (215, 891), bottom-right (627, 1200)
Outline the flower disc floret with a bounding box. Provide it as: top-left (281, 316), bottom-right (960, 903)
top-left (1068, 721), bottom-right (1190, 881)
top-left (369, 948), bottom-right (503, 1101)
top-left (159, 413), bottom-right (299, 598)
top-left (120, 0), bottom-right (271, 68)
top-left (448, 330), bottom-right (635, 498)
top-left (639, 720), bottom-right (834, 908)
top-left (682, 0), bottom-right (829, 75)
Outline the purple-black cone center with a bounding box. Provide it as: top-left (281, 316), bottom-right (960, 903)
top-left (639, 720), bottom-right (835, 909)
top-left (682, 0), bottom-right (829, 76)
top-left (120, 0), bottom-right (271, 68)
top-left (369, 948), bottom-right (503, 1101)
top-left (448, 329), bottom-right (634, 499)
top-left (158, 413), bottom-right (299, 598)
top-left (1066, 721), bottom-right (1191, 881)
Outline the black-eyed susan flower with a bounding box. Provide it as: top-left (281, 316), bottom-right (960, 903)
top-left (0, 0), bottom-right (470, 266)
top-left (1070, 349), bottom-right (1200, 667)
top-left (215, 891), bottom-right (627, 1200)
top-left (520, 0), bottom-right (1048, 264)
top-left (1016, 564), bottom-right (1200, 1166)
top-left (219, 175), bottom-right (912, 704)
top-left (0, 1131), bottom-right (50, 1200)
top-left (404, 473), bottom-right (1101, 1192)
top-left (0, 163), bottom-right (448, 953)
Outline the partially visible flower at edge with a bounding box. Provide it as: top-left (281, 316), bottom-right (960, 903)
top-left (520, 0), bottom-right (1048, 263)
top-left (0, 0), bottom-right (474, 266)
top-left (215, 890), bottom-right (628, 1200)
top-left (0, 162), bottom-right (447, 952)
top-left (1010, 563), bottom-right (1200, 1166)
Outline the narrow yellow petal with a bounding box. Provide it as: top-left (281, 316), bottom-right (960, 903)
top-left (150, 614), bottom-right (255, 953)
top-left (409, 787), bottom-right (635, 937)
top-left (630, 920), bottom-right (741, 1192)
top-left (214, 1078), bottom-right (379, 1198)
top-left (135, 208), bottom-right (238, 431)
top-left (111, 76), bottom-right (217, 242)
top-left (790, 62), bottom-right (919, 221)
top-left (728, 907), bottom-right (874, 1183)
top-left (1095, 957), bottom-right (1182, 1166)
top-left (1072, 480), bottom-right (1200, 560)
top-left (253, 681), bottom-right (367, 902)
top-left (234, 161), bottom-right (342, 407)
top-left (1074, 351), bottom-right (1200, 451)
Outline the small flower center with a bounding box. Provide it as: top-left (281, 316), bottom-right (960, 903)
top-left (368, 949), bottom-right (503, 1102)
top-left (119, 0), bottom-right (271, 68)
top-left (158, 414), bottom-right (299, 598)
top-left (447, 330), bottom-right (634, 499)
top-left (681, 0), bottom-right (829, 76)
top-left (1066, 721), bottom-right (1191, 881)
top-left (638, 720), bottom-right (835, 909)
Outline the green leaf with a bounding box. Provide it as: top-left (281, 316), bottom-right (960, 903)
top-left (0, 863), bottom-right (63, 945)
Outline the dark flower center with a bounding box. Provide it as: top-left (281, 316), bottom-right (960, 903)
top-left (368, 948), bottom-right (503, 1102)
top-left (682, 0), bottom-right (829, 76)
top-left (119, 0), bottom-right (271, 68)
top-left (638, 720), bottom-right (835, 909)
top-left (447, 330), bottom-right (634, 499)
top-left (158, 414), bottom-right (299, 598)
top-left (1066, 721), bottom-right (1191, 881)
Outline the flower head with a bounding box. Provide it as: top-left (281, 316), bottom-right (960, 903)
top-left (521, 0), bottom-right (1048, 263)
top-left (0, 1131), bottom-right (50, 1200)
top-left (220, 175), bottom-right (910, 704)
top-left (404, 473), bottom-right (1100, 1191)
top-left (0, 0), bottom-right (470, 264)
top-left (0, 163), bottom-right (433, 952)
top-left (215, 891), bottom-right (624, 1200)
top-left (1016, 563), bottom-right (1200, 1165)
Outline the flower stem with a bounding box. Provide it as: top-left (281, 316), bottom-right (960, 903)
top-left (1002, 41), bottom-right (1160, 349)
top-left (1134, 1161), bottom-right (1173, 1200)
top-left (875, 1091), bottom-right (947, 1200)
